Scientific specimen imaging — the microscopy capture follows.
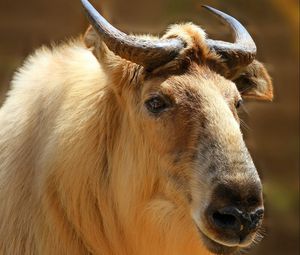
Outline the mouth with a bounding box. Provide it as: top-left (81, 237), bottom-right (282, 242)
top-left (196, 226), bottom-right (239, 255)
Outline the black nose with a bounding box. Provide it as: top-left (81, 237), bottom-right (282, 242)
top-left (211, 207), bottom-right (264, 237)
top-left (207, 182), bottom-right (264, 240)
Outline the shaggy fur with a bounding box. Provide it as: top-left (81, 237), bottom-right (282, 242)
top-left (0, 23), bottom-right (272, 255)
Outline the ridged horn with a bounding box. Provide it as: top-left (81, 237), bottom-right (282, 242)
top-left (203, 5), bottom-right (257, 68)
top-left (81, 0), bottom-right (185, 70)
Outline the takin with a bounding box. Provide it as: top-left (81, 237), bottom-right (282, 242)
top-left (0, 1), bottom-right (273, 255)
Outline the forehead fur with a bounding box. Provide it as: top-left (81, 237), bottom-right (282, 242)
top-left (137, 23), bottom-right (208, 55)
top-left (163, 23), bottom-right (207, 52)
top-left (139, 23), bottom-right (226, 77)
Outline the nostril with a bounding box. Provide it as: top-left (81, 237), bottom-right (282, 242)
top-left (249, 208), bottom-right (264, 230)
top-left (255, 208), bottom-right (264, 219)
top-left (212, 210), bottom-right (240, 230)
top-left (210, 206), bottom-right (264, 235)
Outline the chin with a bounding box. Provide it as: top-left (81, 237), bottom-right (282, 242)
top-left (194, 224), bottom-right (251, 255)
top-left (198, 229), bottom-right (239, 255)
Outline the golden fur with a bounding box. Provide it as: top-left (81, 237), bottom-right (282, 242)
top-left (0, 23), bottom-right (272, 255)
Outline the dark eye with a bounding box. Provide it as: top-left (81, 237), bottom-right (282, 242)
top-left (235, 99), bottom-right (243, 109)
top-left (145, 96), bottom-right (169, 114)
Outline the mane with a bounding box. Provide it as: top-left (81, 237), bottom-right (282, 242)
top-left (0, 40), bottom-right (112, 254)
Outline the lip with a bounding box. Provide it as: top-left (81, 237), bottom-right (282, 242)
top-left (196, 226), bottom-right (239, 255)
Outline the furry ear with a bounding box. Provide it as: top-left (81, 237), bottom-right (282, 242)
top-left (233, 60), bottom-right (273, 101)
top-left (82, 26), bottom-right (131, 74)
top-left (82, 26), bottom-right (142, 91)
top-left (83, 25), bottom-right (98, 49)
top-left (83, 25), bottom-right (115, 63)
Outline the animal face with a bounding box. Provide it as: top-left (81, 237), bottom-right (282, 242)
top-left (81, 0), bottom-right (273, 253)
top-left (119, 64), bottom-right (263, 254)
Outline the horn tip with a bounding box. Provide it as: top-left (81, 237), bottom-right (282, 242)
top-left (202, 5), bottom-right (223, 16)
top-left (201, 5), bottom-right (211, 9)
top-left (202, 5), bottom-right (216, 12)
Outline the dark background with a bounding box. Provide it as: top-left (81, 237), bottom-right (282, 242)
top-left (0, 0), bottom-right (298, 254)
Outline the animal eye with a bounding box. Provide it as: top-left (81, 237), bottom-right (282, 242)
top-left (235, 99), bottom-right (243, 109)
top-left (145, 96), bottom-right (169, 114)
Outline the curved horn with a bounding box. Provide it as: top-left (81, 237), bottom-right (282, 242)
top-left (81, 0), bottom-right (185, 70)
top-left (203, 5), bottom-right (256, 68)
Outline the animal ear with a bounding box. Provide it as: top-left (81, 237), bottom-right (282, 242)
top-left (233, 60), bottom-right (273, 101)
top-left (83, 26), bottom-right (114, 62)
top-left (83, 25), bottom-right (99, 49)
top-left (83, 26), bottom-right (141, 91)
top-left (83, 26), bottom-right (126, 72)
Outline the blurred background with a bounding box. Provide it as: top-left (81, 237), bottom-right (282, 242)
top-left (0, 0), bottom-right (298, 254)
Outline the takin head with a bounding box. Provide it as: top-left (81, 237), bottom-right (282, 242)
top-left (81, 0), bottom-right (273, 254)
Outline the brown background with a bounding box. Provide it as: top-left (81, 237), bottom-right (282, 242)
top-left (0, 0), bottom-right (299, 254)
